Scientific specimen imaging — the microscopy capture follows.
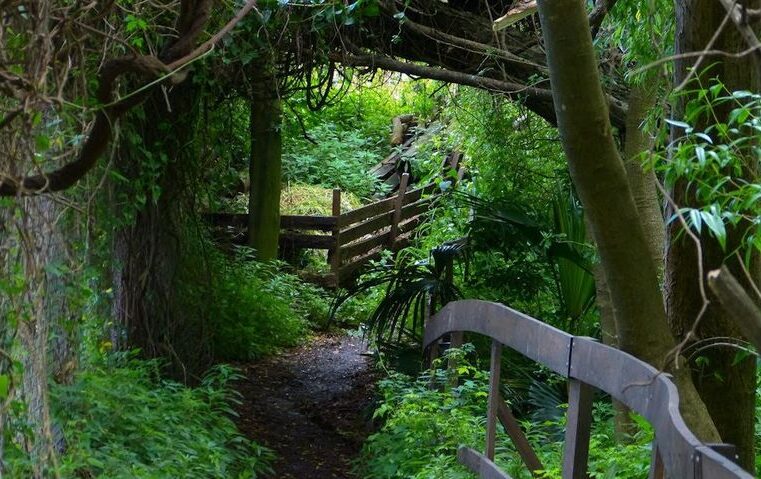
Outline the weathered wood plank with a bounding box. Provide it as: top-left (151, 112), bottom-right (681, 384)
top-left (457, 447), bottom-right (513, 479)
top-left (206, 213), bottom-right (338, 231)
top-left (496, 398), bottom-right (544, 476)
top-left (425, 300), bottom-right (753, 479)
top-left (404, 182), bottom-right (437, 204)
top-left (330, 189), bottom-right (342, 279)
top-left (400, 197), bottom-right (432, 222)
top-left (342, 230), bottom-right (391, 261)
top-left (486, 340), bottom-right (502, 460)
top-left (280, 214), bottom-right (337, 231)
top-left (567, 338), bottom-right (701, 478)
top-left (338, 249), bottom-right (383, 279)
top-left (340, 211), bottom-right (394, 244)
top-left (697, 445), bottom-right (748, 479)
top-left (279, 232), bottom-right (335, 250)
top-left (570, 338), bottom-right (753, 479)
top-left (562, 377), bottom-right (593, 479)
top-left (424, 300), bottom-right (573, 376)
top-left (396, 216), bottom-right (422, 238)
top-left (648, 441), bottom-right (664, 479)
top-left (338, 197), bottom-right (395, 227)
top-left (390, 173), bottom-right (410, 243)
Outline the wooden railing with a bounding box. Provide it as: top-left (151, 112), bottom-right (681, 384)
top-left (207, 173), bottom-right (439, 287)
top-left (424, 300), bottom-right (753, 479)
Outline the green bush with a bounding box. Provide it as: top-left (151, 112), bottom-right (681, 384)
top-left (359, 346), bottom-right (653, 479)
top-left (209, 253), bottom-right (330, 360)
top-left (283, 123), bottom-right (387, 199)
top-left (50, 358), bottom-right (274, 479)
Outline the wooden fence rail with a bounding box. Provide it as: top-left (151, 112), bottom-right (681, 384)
top-left (424, 300), bottom-right (752, 479)
top-left (206, 174), bottom-right (440, 287)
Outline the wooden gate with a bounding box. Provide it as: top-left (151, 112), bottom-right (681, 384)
top-left (424, 300), bottom-right (753, 479)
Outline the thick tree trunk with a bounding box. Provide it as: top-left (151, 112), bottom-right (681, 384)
top-left (112, 80), bottom-right (212, 380)
top-left (597, 82), bottom-right (665, 440)
top-left (666, 0), bottom-right (760, 468)
top-left (536, 0), bottom-right (720, 441)
top-left (247, 51), bottom-right (283, 261)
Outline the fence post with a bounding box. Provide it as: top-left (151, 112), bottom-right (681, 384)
top-left (330, 188), bottom-right (341, 287)
top-left (562, 378), bottom-right (594, 479)
top-left (390, 172), bottom-right (410, 248)
top-left (486, 339), bottom-right (503, 460)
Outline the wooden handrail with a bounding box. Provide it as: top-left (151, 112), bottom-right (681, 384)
top-left (424, 300), bottom-right (753, 479)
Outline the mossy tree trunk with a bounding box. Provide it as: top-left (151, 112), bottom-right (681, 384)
top-left (536, 0), bottom-right (720, 441)
top-left (665, 0), bottom-right (760, 469)
top-left (247, 50), bottom-right (283, 261)
top-left (112, 80), bottom-right (213, 381)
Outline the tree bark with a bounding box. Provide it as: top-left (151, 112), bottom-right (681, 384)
top-left (112, 79), bottom-right (212, 381)
top-left (666, 0), bottom-right (760, 469)
top-left (247, 51), bottom-right (283, 261)
top-left (623, 84), bottom-right (664, 272)
top-left (599, 80), bottom-right (666, 442)
top-left (536, 0), bottom-right (720, 441)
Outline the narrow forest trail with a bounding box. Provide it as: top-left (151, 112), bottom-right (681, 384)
top-left (235, 333), bottom-right (377, 478)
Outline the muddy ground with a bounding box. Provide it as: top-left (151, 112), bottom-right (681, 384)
top-left (235, 334), bottom-right (378, 478)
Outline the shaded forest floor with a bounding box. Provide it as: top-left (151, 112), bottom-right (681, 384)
top-left (235, 333), bottom-right (378, 478)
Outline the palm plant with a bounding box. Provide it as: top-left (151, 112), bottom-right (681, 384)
top-left (455, 188), bottom-right (596, 333)
top-left (330, 239), bottom-right (466, 348)
top-left (550, 188), bottom-right (597, 334)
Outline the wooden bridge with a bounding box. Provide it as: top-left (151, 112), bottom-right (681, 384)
top-left (209, 173), bottom-right (438, 286)
top-left (209, 151), bottom-right (464, 287)
top-left (424, 300), bottom-right (752, 479)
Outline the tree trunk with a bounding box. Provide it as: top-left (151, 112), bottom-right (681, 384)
top-left (248, 51), bottom-right (283, 261)
top-left (597, 81), bottom-right (665, 441)
top-left (666, 0), bottom-right (760, 468)
top-left (623, 84), bottom-right (664, 272)
top-left (535, 0), bottom-right (720, 441)
top-left (112, 80), bottom-right (212, 381)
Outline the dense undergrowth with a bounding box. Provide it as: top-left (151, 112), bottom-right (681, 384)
top-left (360, 346), bottom-right (696, 479)
top-left (4, 358), bottom-right (274, 478)
top-left (209, 252), bottom-right (330, 360)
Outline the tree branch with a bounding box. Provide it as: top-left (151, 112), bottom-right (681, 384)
top-left (0, 0), bottom-right (258, 197)
top-left (330, 51), bottom-right (627, 128)
top-left (707, 265), bottom-right (761, 352)
top-left (588, 0), bottom-right (618, 39)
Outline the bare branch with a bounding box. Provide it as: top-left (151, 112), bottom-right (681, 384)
top-left (708, 265), bottom-right (761, 352)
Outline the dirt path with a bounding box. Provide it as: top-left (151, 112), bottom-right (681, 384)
top-left (235, 333), bottom-right (377, 478)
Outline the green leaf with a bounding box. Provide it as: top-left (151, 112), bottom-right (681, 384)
top-left (35, 134), bottom-right (50, 152)
top-left (0, 374), bottom-right (9, 400)
top-left (694, 145), bottom-right (706, 166)
top-left (700, 207), bottom-right (726, 250)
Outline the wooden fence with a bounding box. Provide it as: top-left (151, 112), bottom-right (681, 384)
top-left (208, 173), bottom-right (439, 287)
top-left (424, 300), bottom-right (752, 479)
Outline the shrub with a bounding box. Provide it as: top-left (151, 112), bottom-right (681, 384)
top-left (209, 253), bottom-right (330, 360)
top-left (283, 123), bottom-right (387, 199)
top-left (359, 346), bottom-right (653, 479)
top-left (49, 358), bottom-right (274, 479)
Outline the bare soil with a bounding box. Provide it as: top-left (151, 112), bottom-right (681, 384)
top-left (235, 333), bottom-right (377, 478)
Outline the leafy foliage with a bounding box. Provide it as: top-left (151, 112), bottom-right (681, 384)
top-left (283, 123), bottom-right (387, 199)
top-left (332, 241), bottom-right (466, 347)
top-left (7, 358), bottom-right (274, 478)
top-left (360, 346), bottom-right (653, 479)
top-left (653, 83), bottom-right (761, 262)
top-left (209, 251), bottom-right (330, 360)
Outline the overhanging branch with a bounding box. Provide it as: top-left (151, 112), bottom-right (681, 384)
top-left (330, 51), bottom-right (627, 129)
top-left (0, 0), bottom-right (258, 197)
